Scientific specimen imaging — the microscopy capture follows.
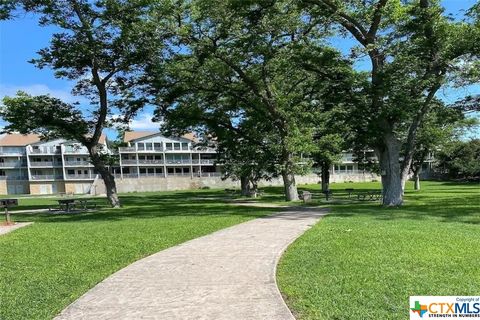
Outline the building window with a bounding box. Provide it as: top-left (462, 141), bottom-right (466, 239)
top-left (154, 143), bottom-right (162, 150)
top-left (184, 167), bottom-right (190, 173)
top-left (165, 143), bottom-right (172, 150)
top-left (146, 143), bottom-right (153, 150)
top-left (175, 168), bottom-right (182, 173)
top-left (140, 168), bottom-right (146, 174)
top-left (67, 170), bottom-right (74, 175)
top-left (167, 168), bottom-right (174, 174)
top-left (182, 143), bottom-right (189, 150)
top-left (174, 143), bottom-right (181, 150)
top-left (137, 143), bottom-right (145, 150)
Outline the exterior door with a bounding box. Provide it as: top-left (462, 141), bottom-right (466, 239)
top-left (7, 185), bottom-right (15, 195)
top-left (39, 185), bottom-right (50, 194)
top-left (15, 185), bottom-right (24, 194)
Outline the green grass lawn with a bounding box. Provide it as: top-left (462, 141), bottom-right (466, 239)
top-left (0, 194), bottom-right (110, 212)
top-left (1, 181), bottom-right (478, 320)
top-left (0, 189), bottom-right (276, 320)
top-left (277, 181), bottom-right (480, 320)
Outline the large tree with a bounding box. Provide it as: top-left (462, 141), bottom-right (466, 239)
top-left (150, 0), bottom-right (354, 201)
top-left (1, 0), bottom-right (174, 207)
top-left (302, 0), bottom-right (478, 205)
top-left (408, 100), bottom-right (476, 190)
top-left (436, 139), bottom-right (480, 180)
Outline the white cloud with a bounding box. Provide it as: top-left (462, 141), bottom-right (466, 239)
top-left (130, 113), bottom-right (161, 131)
top-left (111, 112), bottom-right (162, 131)
top-left (0, 84), bottom-right (80, 103)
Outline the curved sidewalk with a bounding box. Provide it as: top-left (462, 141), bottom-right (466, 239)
top-left (55, 207), bottom-right (328, 320)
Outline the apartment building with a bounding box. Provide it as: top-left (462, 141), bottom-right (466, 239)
top-left (0, 133), bottom-right (108, 195)
top-left (118, 131), bottom-right (221, 179)
top-left (1, 131), bottom-right (428, 196)
top-left (0, 131), bottom-right (221, 195)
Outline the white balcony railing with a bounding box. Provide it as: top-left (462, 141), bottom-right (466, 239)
top-left (165, 159), bottom-right (192, 164)
top-left (31, 175), bottom-right (63, 180)
top-left (30, 148), bottom-right (61, 154)
top-left (30, 162), bottom-right (63, 167)
top-left (164, 148), bottom-right (190, 152)
top-left (137, 147), bottom-right (164, 152)
top-left (138, 159), bottom-right (164, 165)
top-left (64, 161), bottom-right (92, 166)
top-left (0, 162), bottom-right (27, 167)
top-left (63, 148), bottom-right (88, 154)
top-left (118, 147), bottom-right (136, 152)
top-left (65, 174), bottom-right (94, 180)
top-left (0, 147), bottom-right (25, 155)
top-left (0, 176), bottom-right (28, 180)
top-left (121, 160), bottom-right (138, 164)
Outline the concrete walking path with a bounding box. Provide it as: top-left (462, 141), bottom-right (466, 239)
top-left (55, 207), bottom-right (328, 320)
top-left (0, 222), bottom-right (33, 236)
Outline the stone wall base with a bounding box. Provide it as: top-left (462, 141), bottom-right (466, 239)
top-left (92, 173), bottom-right (381, 195)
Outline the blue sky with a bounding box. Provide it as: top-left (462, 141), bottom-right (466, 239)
top-left (0, 0), bottom-right (478, 140)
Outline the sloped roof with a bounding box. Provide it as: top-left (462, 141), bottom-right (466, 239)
top-left (0, 133), bottom-right (41, 146)
top-left (181, 132), bottom-right (198, 142)
top-left (123, 131), bottom-right (157, 142)
top-left (55, 134), bottom-right (107, 145)
top-left (0, 133), bottom-right (107, 147)
top-left (124, 131), bottom-right (198, 143)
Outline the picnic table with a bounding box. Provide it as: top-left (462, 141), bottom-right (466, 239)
top-left (320, 189), bottom-right (382, 202)
top-left (345, 188), bottom-right (355, 198)
top-left (57, 199), bottom-right (76, 212)
top-left (357, 190), bottom-right (383, 201)
top-left (54, 199), bottom-right (97, 212)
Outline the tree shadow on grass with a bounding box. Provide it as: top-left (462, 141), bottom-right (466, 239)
top-left (326, 194), bottom-right (479, 225)
top-left (11, 191), bottom-right (278, 224)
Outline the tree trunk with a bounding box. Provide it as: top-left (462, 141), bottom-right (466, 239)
top-left (321, 162), bottom-right (330, 192)
top-left (378, 134), bottom-right (403, 206)
top-left (240, 175), bottom-right (250, 196)
top-left (250, 179), bottom-right (258, 193)
top-left (89, 146), bottom-right (121, 208)
top-left (4, 207), bottom-right (12, 225)
top-left (414, 172), bottom-right (420, 191)
top-left (401, 168), bottom-right (410, 195)
top-left (282, 170), bottom-right (298, 201)
top-left (412, 163), bottom-right (422, 191)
